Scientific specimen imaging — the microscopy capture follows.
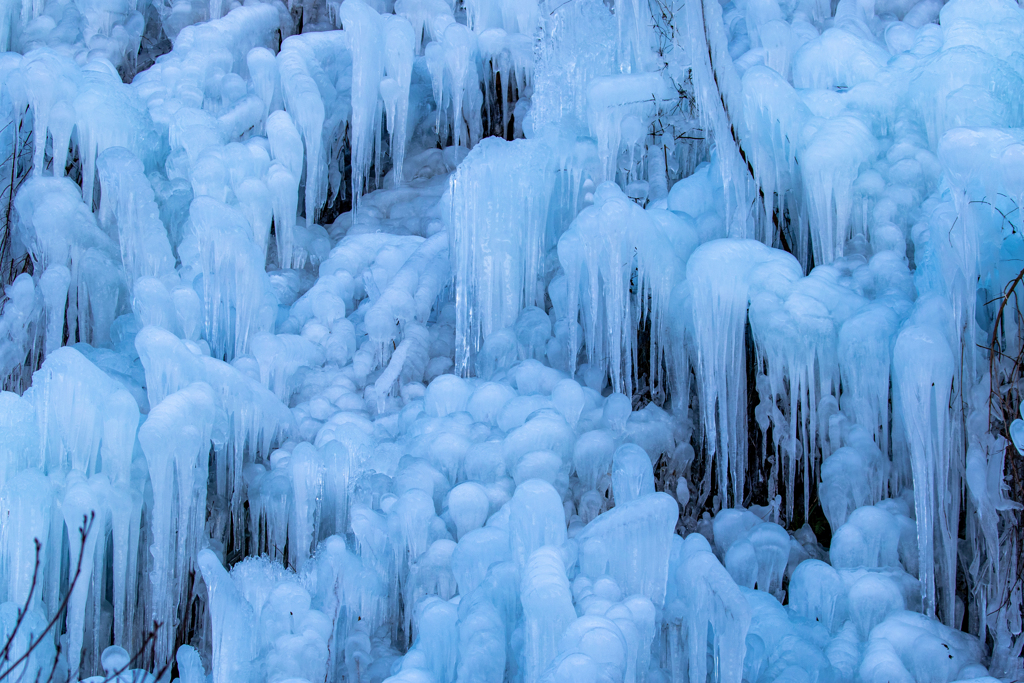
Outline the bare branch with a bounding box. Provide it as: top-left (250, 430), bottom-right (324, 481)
top-left (0, 513), bottom-right (96, 682)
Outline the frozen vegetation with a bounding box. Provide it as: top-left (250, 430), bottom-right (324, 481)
top-left (0, 0), bottom-right (1023, 678)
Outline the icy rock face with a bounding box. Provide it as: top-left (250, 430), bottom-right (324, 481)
top-left (1, 0), bottom-right (1023, 677)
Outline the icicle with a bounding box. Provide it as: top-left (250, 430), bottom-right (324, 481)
top-left (585, 73), bottom-right (672, 186)
top-left (611, 0), bottom-right (650, 72)
top-left (197, 549), bottom-right (257, 683)
top-left (31, 347), bottom-right (140, 476)
top-left (278, 31), bottom-right (349, 221)
top-left (838, 304), bottom-right (901, 457)
top-left (340, 0), bottom-right (385, 201)
top-left (107, 481), bottom-right (136, 650)
top-left (610, 444), bottom-right (655, 505)
top-left (937, 127), bottom-right (1005, 383)
top-left (798, 116), bottom-right (877, 266)
top-left (442, 23), bottom-right (477, 150)
top-left (139, 382), bottom-right (216, 665)
top-left (748, 264), bottom-right (857, 521)
top-left (738, 66), bottom-right (810, 258)
top-left (61, 475), bottom-right (103, 681)
top-left (557, 182), bottom-right (689, 394)
top-left (267, 163), bottom-right (300, 267)
top-left (677, 534), bottom-right (750, 683)
top-left (0, 470), bottom-right (52, 608)
top-left (235, 178), bottom-right (274, 260)
top-left (286, 443), bottom-right (324, 570)
top-left (685, 239), bottom-right (801, 507)
top-left (135, 326), bottom-right (295, 541)
top-left (893, 306), bottom-right (959, 624)
top-left (383, 16), bottom-right (415, 187)
top-left (425, 41), bottom-right (448, 142)
top-left (409, 597), bottom-right (459, 683)
top-left (36, 267), bottom-right (69, 357)
top-left (247, 47), bottom-right (280, 126)
top-left (96, 146), bottom-right (177, 290)
top-left (395, 0), bottom-right (452, 54)
top-left (0, 274), bottom-right (41, 388)
top-left (531, 0), bottom-right (616, 133)
top-left (818, 428), bottom-right (890, 532)
top-left (449, 137), bottom-right (559, 374)
top-left (14, 176), bottom-right (125, 346)
top-left (509, 479), bottom-right (567, 569)
top-left (187, 196), bottom-right (277, 360)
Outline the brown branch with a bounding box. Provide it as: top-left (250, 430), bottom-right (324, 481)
top-left (0, 540), bottom-right (41, 663)
top-left (988, 265), bottom-right (1024, 432)
top-left (0, 513), bottom-right (95, 682)
top-left (697, 0), bottom-right (787, 248)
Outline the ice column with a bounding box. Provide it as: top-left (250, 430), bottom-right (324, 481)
top-left (96, 146), bottom-right (176, 288)
top-left (677, 534), bottom-right (750, 683)
top-left (893, 321), bottom-right (958, 623)
top-left (685, 239), bottom-right (800, 506)
top-left (383, 15), bottom-right (415, 186)
top-left (188, 197), bottom-right (277, 360)
top-left (798, 116), bottom-right (877, 266)
top-left (339, 0), bottom-right (385, 201)
top-left (449, 137), bottom-right (557, 374)
top-left (139, 382), bottom-right (216, 665)
top-left (576, 492), bottom-right (678, 606)
top-left (520, 547), bottom-right (576, 683)
top-left (198, 550), bottom-right (257, 683)
top-left (558, 182), bottom-right (684, 394)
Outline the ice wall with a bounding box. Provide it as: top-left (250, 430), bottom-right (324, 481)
top-left (0, 0), bottom-right (1021, 679)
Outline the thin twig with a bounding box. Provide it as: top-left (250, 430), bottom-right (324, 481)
top-left (0, 540), bottom-right (41, 662)
top-left (0, 513), bottom-right (95, 682)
